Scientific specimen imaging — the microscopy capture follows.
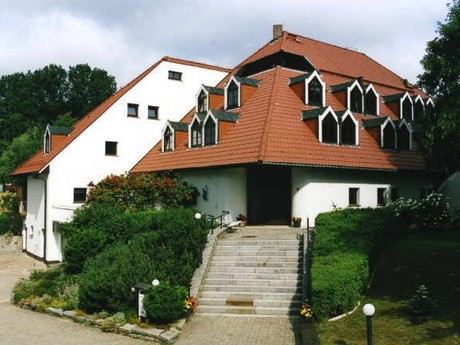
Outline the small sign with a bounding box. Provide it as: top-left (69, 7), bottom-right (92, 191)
top-left (138, 292), bottom-right (147, 318)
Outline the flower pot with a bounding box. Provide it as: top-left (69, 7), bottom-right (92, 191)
top-left (293, 221), bottom-right (301, 228)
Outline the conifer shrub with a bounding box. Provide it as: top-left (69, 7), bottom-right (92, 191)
top-left (143, 282), bottom-right (188, 324)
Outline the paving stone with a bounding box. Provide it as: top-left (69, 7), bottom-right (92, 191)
top-left (173, 318), bottom-right (187, 330)
top-left (132, 325), bottom-right (164, 338)
top-left (119, 323), bottom-right (136, 333)
top-left (159, 328), bottom-right (180, 342)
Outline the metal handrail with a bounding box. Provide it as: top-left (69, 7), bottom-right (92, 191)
top-left (208, 210), bottom-right (230, 234)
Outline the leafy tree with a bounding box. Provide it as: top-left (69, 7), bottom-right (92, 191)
top-left (418, 0), bottom-right (460, 174)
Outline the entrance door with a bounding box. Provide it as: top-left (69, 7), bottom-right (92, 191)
top-left (247, 165), bottom-right (291, 225)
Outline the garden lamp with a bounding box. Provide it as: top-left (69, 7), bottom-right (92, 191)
top-left (363, 303), bottom-right (375, 345)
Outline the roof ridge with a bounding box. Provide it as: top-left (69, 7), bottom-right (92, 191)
top-left (163, 56), bottom-right (231, 73)
top-left (258, 67), bottom-right (282, 161)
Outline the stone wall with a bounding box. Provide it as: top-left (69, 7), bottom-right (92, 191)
top-left (0, 235), bottom-right (22, 253)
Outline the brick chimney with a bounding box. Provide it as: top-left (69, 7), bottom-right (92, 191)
top-left (273, 24), bottom-right (283, 40)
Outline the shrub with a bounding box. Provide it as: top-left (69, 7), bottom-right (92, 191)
top-left (143, 282), bottom-right (188, 324)
top-left (403, 284), bottom-right (439, 323)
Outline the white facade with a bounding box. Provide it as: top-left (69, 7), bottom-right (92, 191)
top-left (23, 59), bottom-right (227, 262)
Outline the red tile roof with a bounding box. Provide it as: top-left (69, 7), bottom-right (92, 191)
top-left (12, 57), bottom-right (230, 176)
top-left (131, 32), bottom-right (428, 174)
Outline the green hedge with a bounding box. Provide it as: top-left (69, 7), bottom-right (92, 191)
top-left (143, 282), bottom-right (188, 324)
top-left (311, 208), bottom-right (392, 320)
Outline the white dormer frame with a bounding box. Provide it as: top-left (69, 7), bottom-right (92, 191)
top-left (161, 122), bottom-right (175, 152)
top-left (347, 80), bottom-right (364, 113)
top-left (340, 110), bottom-right (359, 146)
top-left (318, 106), bottom-right (339, 144)
top-left (364, 84), bottom-right (380, 115)
top-left (380, 117), bottom-right (397, 148)
top-left (425, 97), bottom-right (435, 108)
top-left (44, 126), bottom-right (51, 154)
top-left (412, 95), bottom-right (425, 119)
top-left (202, 111), bottom-right (219, 145)
top-left (196, 85), bottom-right (209, 113)
top-left (397, 119), bottom-right (413, 150)
top-left (304, 71), bottom-right (326, 107)
top-left (400, 92), bottom-right (414, 121)
top-left (188, 114), bottom-right (203, 148)
top-left (224, 76), bottom-right (241, 110)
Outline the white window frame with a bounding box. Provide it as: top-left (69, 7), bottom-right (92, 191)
top-left (318, 107), bottom-right (339, 144)
top-left (203, 111), bottom-right (219, 146)
top-left (380, 117), bottom-right (397, 149)
top-left (224, 76), bottom-right (241, 110)
top-left (304, 71), bottom-right (326, 107)
top-left (339, 110), bottom-right (359, 146)
top-left (364, 84), bottom-right (380, 115)
top-left (400, 92), bottom-right (414, 121)
top-left (162, 122), bottom-right (175, 152)
top-left (347, 80), bottom-right (364, 113)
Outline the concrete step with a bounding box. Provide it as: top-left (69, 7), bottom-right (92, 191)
top-left (213, 250), bottom-right (301, 257)
top-left (208, 266), bottom-right (301, 274)
top-left (215, 245), bottom-right (301, 251)
top-left (199, 297), bottom-right (302, 308)
top-left (218, 240), bottom-right (300, 245)
top-left (200, 291), bottom-right (302, 301)
top-left (210, 261), bottom-right (301, 268)
top-left (204, 278), bottom-right (301, 287)
top-left (196, 305), bottom-right (299, 316)
top-left (206, 272), bottom-right (300, 280)
top-left (201, 284), bottom-right (300, 294)
top-left (212, 256), bottom-right (301, 263)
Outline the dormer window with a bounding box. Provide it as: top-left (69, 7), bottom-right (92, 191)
top-left (163, 127), bottom-right (173, 152)
top-left (44, 131), bottom-right (50, 153)
top-left (340, 115), bottom-right (358, 145)
top-left (227, 81), bottom-right (239, 109)
top-left (204, 118), bottom-right (217, 146)
top-left (190, 120), bottom-right (202, 147)
top-left (364, 85), bottom-right (379, 115)
top-left (397, 121), bottom-right (412, 151)
top-left (320, 111), bottom-right (339, 144)
top-left (350, 85), bottom-right (363, 113)
top-left (402, 96), bottom-right (413, 122)
top-left (198, 90), bottom-right (208, 113)
top-left (307, 76), bottom-right (323, 106)
top-left (382, 121), bottom-right (396, 150)
top-left (413, 96), bottom-right (424, 121)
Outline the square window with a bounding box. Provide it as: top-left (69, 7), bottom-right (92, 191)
top-left (105, 141), bottom-right (118, 156)
top-left (377, 188), bottom-right (386, 206)
top-left (168, 70), bottom-right (182, 81)
top-left (127, 103), bottom-right (139, 117)
top-left (349, 188), bottom-right (360, 206)
top-left (148, 106), bottom-right (159, 119)
top-left (73, 188), bottom-right (87, 203)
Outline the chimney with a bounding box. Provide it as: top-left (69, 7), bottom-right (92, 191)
top-left (273, 24), bottom-right (283, 40)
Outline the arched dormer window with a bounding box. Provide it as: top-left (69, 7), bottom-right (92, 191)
top-left (364, 85), bottom-right (378, 115)
top-left (198, 90), bottom-right (208, 113)
top-left (163, 127), bottom-right (173, 152)
top-left (398, 122), bottom-right (411, 151)
top-left (307, 76), bottom-right (323, 107)
top-left (204, 118), bottom-right (217, 146)
top-left (401, 96), bottom-right (413, 122)
top-left (320, 112), bottom-right (339, 144)
top-left (190, 120), bottom-right (202, 147)
top-left (350, 85), bottom-right (363, 113)
top-left (341, 115), bottom-right (357, 145)
top-left (425, 100), bottom-right (435, 117)
top-left (382, 121), bottom-right (396, 150)
top-left (413, 97), bottom-right (424, 121)
top-left (227, 80), bottom-right (239, 109)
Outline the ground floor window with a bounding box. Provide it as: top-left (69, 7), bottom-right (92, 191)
top-left (73, 188), bottom-right (87, 203)
top-left (349, 187), bottom-right (360, 206)
top-left (377, 187), bottom-right (386, 206)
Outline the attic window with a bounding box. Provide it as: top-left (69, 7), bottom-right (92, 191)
top-left (127, 103), bottom-right (139, 117)
top-left (168, 70), bottom-right (182, 81)
top-left (307, 77), bottom-right (323, 106)
top-left (382, 123), bottom-right (396, 150)
top-left (402, 97), bottom-right (413, 121)
top-left (198, 90), bottom-right (208, 113)
top-left (227, 81), bottom-right (239, 109)
top-left (341, 116), bottom-right (357, 145)
top-left (204, 118), bottom-right (216, 146)
top-left (163, 127), bottom-right (173, 152)
top-left (190, 120), bottom-right (202, 147)
top-left (413, 99), bottom-right (424, 121)
top-left (148, 106), bottom-right (159, 119)
top-left (321, 112), bottom-right (338, 144)
top-left (398, 124), bottom-right (411, 151)
top-left (44, 131), bottom-right (51, 153)
top-left (350, 85), bottom-right (363, 113)
top-left (364, 88), bottom-right (378, 115)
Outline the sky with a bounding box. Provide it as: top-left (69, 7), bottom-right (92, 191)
top-left (0, 0), bottom-right (449, 87)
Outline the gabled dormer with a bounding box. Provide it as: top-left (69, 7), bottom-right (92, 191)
top-left (196, 85), bottom-right (224, 113)
top-left (364, 84), bottom-right (379, 115)
top-left (337, 110), bottom-right (359, 146)
top-left (162, 121), bottom-right (188, 152)
top-left (412, 95), bottom-right (424, 122)
top-left (383, 91), bottom-right (413, 122)
top-left (331, 80), bottom-right (364, 113)
top-left (188, 113), bottom-right (206, 148)
top-left (289, 70), bottom-right (326, 107)
top-left (302, 106), bottom-right (339, 144)
top-left (202, 110), bottom-right (239, 146)
top-left (224, 76), bottom-right (260, 110)
top-left (395, 119), bottom-right (412, 151)
top-left (44, 125), bottom-right (72, 154)
top-left (363, 116), bottom-right (396, 150)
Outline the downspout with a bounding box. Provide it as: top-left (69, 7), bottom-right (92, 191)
top-left (34, 174), bottom-right (47, 263)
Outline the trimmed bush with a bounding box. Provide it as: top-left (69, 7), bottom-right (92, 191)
top-left (143, 282), bottom-right (188, 324)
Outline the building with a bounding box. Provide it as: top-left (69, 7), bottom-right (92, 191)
top-left (131, 27), bottom-right (434, 226)
top-left (11, 57), bottom-right (229, 262)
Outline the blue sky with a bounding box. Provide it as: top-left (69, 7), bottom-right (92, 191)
top-left (0, 0), bottom-right (448, 87)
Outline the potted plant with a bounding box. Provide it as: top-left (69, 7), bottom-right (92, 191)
top-left (236, 214), bottom-right (247, 227)
top-left (292, 216), bottom-right (302, 227)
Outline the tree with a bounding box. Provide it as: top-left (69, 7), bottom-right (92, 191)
top-left (418, 0), bottom-right (460, 174)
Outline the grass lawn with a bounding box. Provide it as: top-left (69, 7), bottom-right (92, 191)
top-left (316, 230), bottom-right (460, 344)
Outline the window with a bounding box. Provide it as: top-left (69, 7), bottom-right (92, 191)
top-left (382, 124), bottom-right (396, 149)
top-left (365, 90), bottom-right (377, 115)
top-left (148, 106), bottom-right (159, 119)
top-left (377, 188), bottom-right (386, 206)
top-left (44, 131), bottom-right (50, 153)
top-left (321, 113), bottom-right (338, 144)
top-left (398, 125), bottom-right (411, 151)
top-left (105, 141), bottom-right (118, 156)
top-left (168, 70), bottom-right (182, 81)
top-left (127, 103), bottom-right (139, 117)
top-left (198, 90), bottom-right (208, 113)
top-left (413, 100), bottom-right (423, 121)
top-left (341, 116), bottom-right (356, 145)
top-left (164, 127), bottom-right (173, 151)
top-left (73, 188), bottom-right (87, 203)
top-left (349, 188), bottom-right (360, 206)
top-left (402, 97), bottom-right (412, 121)
top-left (308, 77), bottom-right (323, 106)
top-left (390, 187), bottom-right (399, 202)
top-left (204, 119), bottom-right (216, 146)
top-left (350, 86), bottom-right (363, 113)
top-left (426, 102), bottom-right (434, 117)
top-left (227, 80), bottom-right (239, 109)
top-left (191, 121), bottom-right (202, 147)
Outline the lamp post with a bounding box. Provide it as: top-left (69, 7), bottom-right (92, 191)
top-left (362, 303), bottom-right (375, 345)
top-left (194, 212), bottom-right (202, 220)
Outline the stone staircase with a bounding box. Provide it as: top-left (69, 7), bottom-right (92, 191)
top-left (197, 230), bottom-right (303, 316)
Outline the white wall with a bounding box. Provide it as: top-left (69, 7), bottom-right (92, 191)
top-left (24, 176), bottom-right (46, 258)
top-left (178, 168), bottom-right (247, 222)
top-left (25, 60), bottom-right (227, 262)
top-left (292, 167), bottom-right (432, 227)
top-left (438, 172), bottom-right (460, 212)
